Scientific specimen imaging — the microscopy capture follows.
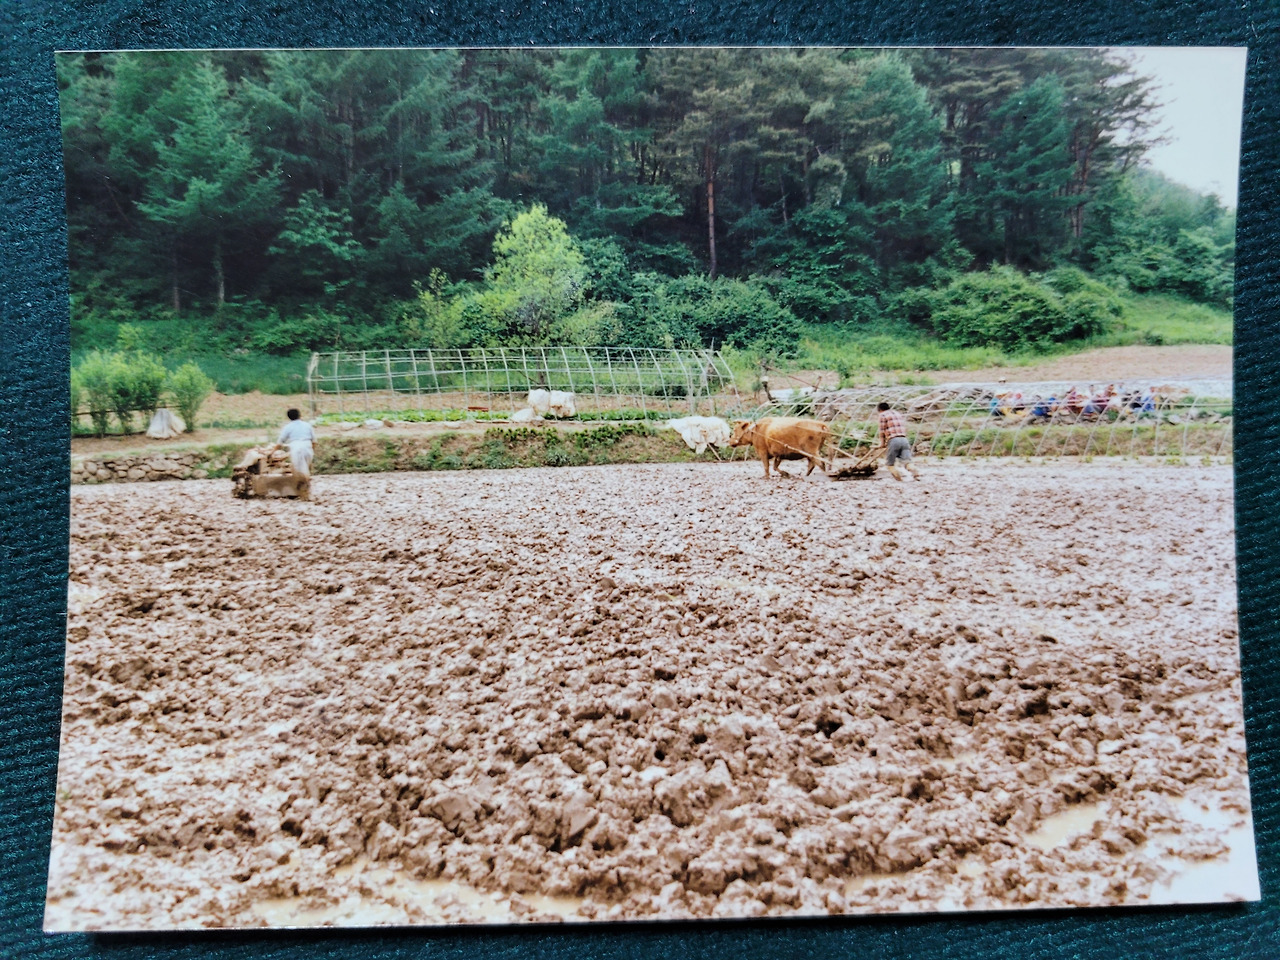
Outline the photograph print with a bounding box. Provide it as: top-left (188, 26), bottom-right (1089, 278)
top-left (47, 45), bottom-right (1255, 929)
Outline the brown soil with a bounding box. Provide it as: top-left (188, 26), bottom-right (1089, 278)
top-left (764, 345), bottom-right (1234, 392)
top-left (46, 459), bottom-right (1249, 929)
top-left (202, 390), bottom-right (312, 423)
top-left (918, 344), bottom-right (1232, 385)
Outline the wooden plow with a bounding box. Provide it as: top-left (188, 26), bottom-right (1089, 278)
top-left (824, 444), bottom-right (882, 480)
top-left (231, 447), bottom-right (312, 500)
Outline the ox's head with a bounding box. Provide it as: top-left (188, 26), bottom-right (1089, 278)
top-left (729, 419), bottom-right (755, 447)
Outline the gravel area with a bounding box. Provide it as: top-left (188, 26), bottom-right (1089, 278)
top-left (46, 459), bottom-right (1252, 929)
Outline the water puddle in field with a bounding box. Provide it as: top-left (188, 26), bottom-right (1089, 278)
top-left (1147, 800), bottom-right (1259, 904)
top-left (250, 858), bottom-right (585, 927)
top-left (1022, 795), bottom-right (1257, 901)
top-left (838, 792), bottom-right (1257, 910)
top-left (1024, 801), bottom-right (1106, 851)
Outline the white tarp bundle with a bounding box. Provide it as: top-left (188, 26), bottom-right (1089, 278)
top-left (665, 416), bottom-right (732, 454)
top-left (768, 386), bottom-right (814, 402)
top-left (528, 389), bottom-right (577, 418)
top-left (146, 409), bottom-right (186, 439)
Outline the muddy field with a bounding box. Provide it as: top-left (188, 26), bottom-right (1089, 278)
top-left (45, 459), bottom-right (1254, 929)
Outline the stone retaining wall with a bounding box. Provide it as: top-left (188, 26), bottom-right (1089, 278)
top-left (71, 453), bottom-right (212, 484)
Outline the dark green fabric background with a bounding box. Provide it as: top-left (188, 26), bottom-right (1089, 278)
top-left (3, 3), bottom-right (1277, 957)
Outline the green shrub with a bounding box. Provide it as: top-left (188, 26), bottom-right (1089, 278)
top-left (71, 349), bottom-right (166, 434)
top-left (400, 269), bottom-right (473, 348)
top-left (634, 273), bottom-right (803, 356)
top-left (1162, 228), bottom-right (1234, 308)
top-left (1042, 266), bottom-right (1125, 337)
top-left (926, 267), bottom-right (1111, 351)
top-left (1107, 230), bottom-right (1233, 310)
top-left (114, 322), bottom-right (147, 353)
top-left (832, 357), bottom-right (856, 388)
top-left (69, 377), bottom-right (84, 432)
top-left (71, 351), bottom-right (117, 437)
top-left (485, 426), bottom-right (559, 444)
top-left (470, 439), bottom-right (516, 470)
top-left (166, 361), bottom-right (215, 432)
top-left (543, 445), bottom-right (583, 467)
top-left (251, 309), bottom-right (344, 354)
top-left (109, 351), bottom-right (168, 433)
top-left (410, 438), bottom-right (449, 470)
top-left (573, 422), bottom-right (651, 449)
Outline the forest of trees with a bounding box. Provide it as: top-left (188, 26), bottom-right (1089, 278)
top-left (57, 47), bottom-right (1236, 364)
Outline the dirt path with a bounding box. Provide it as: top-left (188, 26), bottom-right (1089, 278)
top-left (47, 460), bottom-right (1251, 929)
top-left (68, 417), bottom-right (670, 459)
top-left (918, 344), bottom-right (1232, 384)
top-left (761, 344), bottom-right (1234, 392)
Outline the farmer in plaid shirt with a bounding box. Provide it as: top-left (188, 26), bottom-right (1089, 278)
top-left (876, 401), bottom-right (921, 481)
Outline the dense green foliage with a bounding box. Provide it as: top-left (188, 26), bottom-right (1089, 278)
top-left (112, 353), bottom-right (166, 432)
top-left (921, 266), bottom-right (1122, 351)
top-left (927, 269), bottom-right (1075, 351)
top-left (58, 48), bottom-right (1234, 379)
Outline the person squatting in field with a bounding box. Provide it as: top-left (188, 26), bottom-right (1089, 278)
top-left (273, 408), bottom-right (316, 481)
top-left (877, 401), bottom-right (921, 481)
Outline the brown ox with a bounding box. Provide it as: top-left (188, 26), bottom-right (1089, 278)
top-left (730, 417), bottom-right (830, 479)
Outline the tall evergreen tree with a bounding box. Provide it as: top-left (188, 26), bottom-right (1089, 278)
top-left (977, 75), bottom-right (1076, 268)
top-left (133, 56), bottom-right (280, 311)
top-left (57, 54), bottom-right (124, 284)
top-left (651, 49), bottom-right (772, 278)
top-left (859, 56), bottom-right (958, 285)
top-left (1050, 50), bottom-right (1160, 246)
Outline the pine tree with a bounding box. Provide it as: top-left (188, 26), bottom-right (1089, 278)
top-left (58, 54), bottom-right (134, 293)
top-left (650, 49), bottom-right (771, 279)
top-left (527, 50), bottom-right (684, 251)
top-left (1050, 49), bottom-right (1160, 247)
top-left (135, 56), bottom-right (279, 311)
top-left (859, 56), bottom-right (957, 286)
top-left (978, 75), bottom-right (1076, 269)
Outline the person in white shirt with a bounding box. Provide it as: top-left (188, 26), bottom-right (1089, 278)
top-left (274, 408), bottom-right (316, 480)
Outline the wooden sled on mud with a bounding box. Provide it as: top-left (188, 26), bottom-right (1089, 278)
top-left (824, 445), bottom-right (881, 480)
top-left (231, 447), bottom-right (312, 500)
